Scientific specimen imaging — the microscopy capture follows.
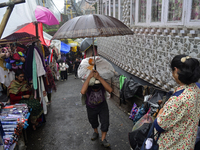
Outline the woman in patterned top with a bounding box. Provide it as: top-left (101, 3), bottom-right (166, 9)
top-left (154, 55), bottom-right (200, 150)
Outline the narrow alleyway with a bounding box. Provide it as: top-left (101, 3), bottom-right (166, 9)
top-left (26, 75), bottom-right (133, 150)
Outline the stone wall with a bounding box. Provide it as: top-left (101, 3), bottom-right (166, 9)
top-left (98, 31), bottom-right (200, 92)
top-left (97, 0), bottom-right (200, 91)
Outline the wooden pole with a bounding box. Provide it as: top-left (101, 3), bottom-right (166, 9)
top-left (35, 22), bottom-right (39, 39)
top-left (93, 37), bottom-right (96, 70)
top-left (0, 0), bottom-right (26, 38)
top-left (0, 5), bottom-right (14, 39)
top-left (0, 0), bottom-right (25, 8)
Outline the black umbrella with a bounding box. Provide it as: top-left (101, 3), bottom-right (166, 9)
top-left (80, 38), bottom-right (97, 52)
top-left (52, 14), bottom-right (133, 69)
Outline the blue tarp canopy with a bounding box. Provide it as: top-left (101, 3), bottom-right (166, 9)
top-left (60, 42), bottom-right (70, 54)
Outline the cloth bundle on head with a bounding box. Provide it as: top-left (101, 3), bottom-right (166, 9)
top-left (78, 56), bottom-right (115, 80)
top-left (89, 77), bottom-right (101, 86)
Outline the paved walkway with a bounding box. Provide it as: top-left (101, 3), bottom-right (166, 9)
top-left (26, 75), bottom-right (133, 150)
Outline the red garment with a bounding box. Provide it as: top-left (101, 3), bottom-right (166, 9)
top-left (10, 91), bottom-right (31, 105)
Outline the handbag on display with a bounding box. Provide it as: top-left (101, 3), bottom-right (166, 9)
top-left (141, 123), bottom-right (161, 150)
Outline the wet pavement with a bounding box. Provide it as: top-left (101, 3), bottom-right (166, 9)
top-left (26, 75), bottom-right (133, 150)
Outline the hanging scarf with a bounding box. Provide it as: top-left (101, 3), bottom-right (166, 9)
top-left (46, 65), bottom-right (56, 92)
top-left (8, 80), bottom-right (30, 95)
top-left (32, 49), bottom-right (37, 90)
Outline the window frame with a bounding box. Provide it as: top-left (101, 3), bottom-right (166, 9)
top-left (148, 0), bottom-right (165, 26)
top-left (109, 0), bottom-right (111, 16)
top-left (134, 0), bottom-right (187, 26)
top-left (135, 0), bottom-right (148, 26)
top-left (163, 0), bottom-right (186, 26)
top-left (185, 0), bottom-right (200, 27)
top-left (114, 0), bottom-right (120, 19)
top-left (130, 0), bottom-right (136, 26)
top-left (119, 0), bottom-right (123, 21)
top-left (101, 0), bottom-right (200, 27)
top-left (103, 2), bottom-right (106, 15)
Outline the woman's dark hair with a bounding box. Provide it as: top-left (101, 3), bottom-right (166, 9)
top-left (15, 69), bottom-right (24, 79)
top-left (171, 54), bottom-right (200, 84)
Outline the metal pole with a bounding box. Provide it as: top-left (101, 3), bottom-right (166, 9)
top-left (93, 37), bottom-right (96, 70)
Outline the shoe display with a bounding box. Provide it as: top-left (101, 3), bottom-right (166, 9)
top-left (101, 139), bottom-right (110, 148)
top-left (91, 132), bottom-right (99, 141)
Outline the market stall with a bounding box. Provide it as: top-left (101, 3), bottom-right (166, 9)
top-left (0, 103), bottom-right (30, 150)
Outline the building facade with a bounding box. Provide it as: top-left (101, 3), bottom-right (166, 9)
top-left (97, 0), bottom-right (200, 91)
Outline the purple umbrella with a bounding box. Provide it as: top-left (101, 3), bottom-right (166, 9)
top-left (35, 6), bottom-right (59, 26)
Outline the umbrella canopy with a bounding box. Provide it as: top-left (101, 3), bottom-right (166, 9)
top-left (80, 38), bottom-right (97, 52)
top-left (35, 6), bottom-right (59, 26)
top-left (52, 14), bottom-right (133, 39)
top-left (74, 38), bottom-right (84, 46)
top-left (60, 42), bottom-right (71, 54)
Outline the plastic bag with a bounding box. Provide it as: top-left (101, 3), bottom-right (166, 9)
top-left (129, 123), bottom-right (153, 149)
top-left (124, 78), bottom-right (144, 100)
top-left (78, 56), bottom-right (115, 80)
top-left (132, 109), bottom-right (153, 131)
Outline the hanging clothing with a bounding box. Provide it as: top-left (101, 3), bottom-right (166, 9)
top-left (119, 75), bottom-right (126, 90)
top-left (32, 49), bottom-right (37, 90)
top-left (24, 43), bottom-right (34, 81)
top-left (0, 57), bottom-right (15, 87)
top-left (35, 46), bottom-right (46, 72)
top-left (38, 77), bottom-right (47, 115)
top-left (46, 65), bottom-right (56, 92)
top-left (34, 49), bottom-right (46, 77)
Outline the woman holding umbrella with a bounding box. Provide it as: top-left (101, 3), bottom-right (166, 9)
top-left (81, 70), bottom-right (112, 148)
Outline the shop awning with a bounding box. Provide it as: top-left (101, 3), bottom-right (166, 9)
top-left (16, 22), bottom-right (47, 45)
top-left (0, 0), bottom-right (37, 39)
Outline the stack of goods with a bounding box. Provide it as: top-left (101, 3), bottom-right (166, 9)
top-left (0, 104), bottom-right (30, 150)
top-left (1, 46), bottom-right (26, 70)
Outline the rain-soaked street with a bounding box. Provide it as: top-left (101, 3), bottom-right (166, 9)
top-left (26, 75), bottom-right (133, 150)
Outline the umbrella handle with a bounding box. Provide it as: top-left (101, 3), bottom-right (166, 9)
top-left (94, 64), bottom-right (96, 70)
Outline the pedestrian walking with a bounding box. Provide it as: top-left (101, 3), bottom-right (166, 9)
top-left (59, 60), bottom-right (67, 81)
top-left (81, 70), bottom-right (113, 148)
top-left (73, 58), bottom-right (80, 79)
top-left (154, 55), bottom-right (200, 149)
top-left (65, 60), bottom-right (69, 80)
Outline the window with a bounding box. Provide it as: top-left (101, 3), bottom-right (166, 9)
top-left (130, 0), bottom-right (136, 25)
top-left (111, 0), bottom-right (113, 16)
top-left (103, 2), bottom-right (106, 15)
top-left (168, 0), bottom-right (183, 21)
top-left (191, 0), bottom-right (200, 21)
top-left (120, 0), bottom-right (124, 20)
top-left (103, 0), bottom-right (199, 27)
top-left (115, 0), bottom-right (119, 19)
top-left (138, 0), bottom-right (146, 22)
top-left (151, 0), bottom-right (162, 22)
top-left (107, 1), bottom-right (109, 15)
